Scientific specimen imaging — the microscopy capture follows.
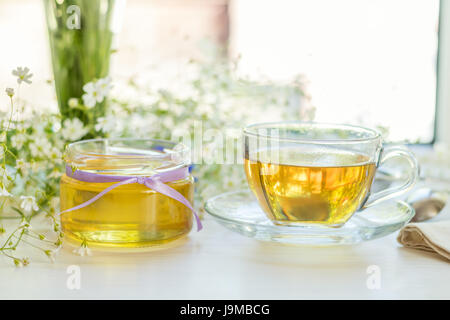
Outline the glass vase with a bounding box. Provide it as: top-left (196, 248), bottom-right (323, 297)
top-left (44, 0), bottom-right (125, 136)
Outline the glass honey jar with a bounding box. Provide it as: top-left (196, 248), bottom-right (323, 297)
top-left (60, 138), bottom-right (196, 249)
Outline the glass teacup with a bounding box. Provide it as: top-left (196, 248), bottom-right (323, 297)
top-left (243, 122), bottom-right (419, 227)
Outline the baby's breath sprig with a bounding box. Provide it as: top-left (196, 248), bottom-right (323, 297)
top-left (1, 68), bottom-right (63, 267)
top-left (72, 237), bottom-right (91, 257)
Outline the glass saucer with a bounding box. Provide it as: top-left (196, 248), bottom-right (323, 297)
top-left (204, 190), bottom-right (414, 245)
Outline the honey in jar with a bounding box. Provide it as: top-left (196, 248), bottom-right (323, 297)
top-left (60, 138), bottom-right (195, 249)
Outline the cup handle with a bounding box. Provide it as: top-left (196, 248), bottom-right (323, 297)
top-left (362, 145), bottom-right (420, 208)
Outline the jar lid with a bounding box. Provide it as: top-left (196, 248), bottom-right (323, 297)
top-left (64, 138), bottom-right (190, 176)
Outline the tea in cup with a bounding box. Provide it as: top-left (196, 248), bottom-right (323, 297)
top-left (243, 122), bottom-right (419, 227)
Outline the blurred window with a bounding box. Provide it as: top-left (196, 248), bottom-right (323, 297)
top-left (231, 0), bottom-right (440, 143)
top-left (0, 0), bottom-right (440, 143)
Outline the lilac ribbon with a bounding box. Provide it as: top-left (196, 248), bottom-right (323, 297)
top-left (59, 166), bottom-right (202, 231)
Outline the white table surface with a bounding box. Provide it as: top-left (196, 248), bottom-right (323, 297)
top-left (1, 146), bottom-right (449, 300)
top-left (0, 212), bottom-right (449, 300)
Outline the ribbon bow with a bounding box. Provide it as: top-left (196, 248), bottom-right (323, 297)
top-left (59, 166), bottom-right (202, 231)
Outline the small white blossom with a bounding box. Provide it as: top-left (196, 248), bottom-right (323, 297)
top-left (15, 159), bottom-right (29, 172)
top-left (96, 76), bottom-right (113, 97)
top-left (30, 161), bottom-right (42, 173)
top-left (203, 93), bottom-right (217, 105)
top-left (32, 121), bottom-right (47, 136)
top-left (68, 98), bottom-right (79, 108)
top-left (44, 249), bottom-right (58, 263)
top-left (82, 94), bottom-right (96, 108)
top-left (95, 114), bottom-right (116, 133)
top-left (49, 147), bottom-right (62, 160)
top-left (5, 87), bottom-right (14, 97)
top-left (11, 134), bottom-right (27, 149)
top-left (72, 246), bottom-right (92, 257)
top-left (61, 118), bottom-right (88, 141)
top-left (197, 103), bottom-right (214, 117)
top-left (129, 113), bottom-right (155, 132)
top-left (48, 170), bottom-right (62, 179)
top-left (49, 197), bottom-right (60, 212)
top-left (0, 186), bottom-right (11, 197)
top-left (171, 104), bottom-right (184, 117)
top-left (14, 259), bottom-right (24, 268)
top-left (82, 81), bottom-right (103, 108)
top-left (12, 67), bottom-right (33, 84)
top-left (158, 101), bottom-right (170, 111)
top-left (19, 195), bottom-right (39, 213)
top-left (29, 137), bottom-right (52, 158)
top-left (162, 117), bottom-right (174, 128)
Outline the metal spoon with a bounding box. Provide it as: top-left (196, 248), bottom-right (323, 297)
top-left (407, 188), bottom-right (448, 222)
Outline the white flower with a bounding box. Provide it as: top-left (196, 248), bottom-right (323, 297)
top-left (72, 246), bottom-right (92, 257)
top-left (203, 93), bottom-right (217, 105)
top-left (171, 104), bottom-right (184, 117)
top-left (0, 186), bottom-right (11, 197)
top-left (68, 98), bottom-right (78, 108)
top-left (130, 113), bottom-right (154, 131)
top-left (44, 249), bottom-right (58, 263)
top-left (162, 117), bottom-right (174, 128)
top-left (95, 114), bottom-right (116, 133)
top-left (61, 118), bottom-right (88, 141)
top-left (14, 259), bottom-right (24, 268)
top-left (82, 95), bottom-right (96, 109)
top-left (49, 170), bottom-right (62, 179)
top-left (12, 67), bottom-right (33, 84)
top-left (96, 76), bottom-right (113, 97)
top-left (15, 159), bottom-right (29, 173)
top-left (30, 161), bottom-right (42, 173)
top-left (29, 137), bottom-right (52, 158)
top-left (49, 147), bottom-right (62, 160)
top-left (197, 103), bottom-right (214, 117)
top-left (158, 101), bottom-right (169, 111)
top-left (20, 196), bottom-right (39, 213)
top-left (5, 87), bottom-right (14, 97)
top-left (31, 122), bottom-right (46, 136)
top-left (82, 81), bottom-right (104, 108)
top-left (49, 197), bottom-right (60, 212)
top-left (11, 134), bottom-right (27, 149)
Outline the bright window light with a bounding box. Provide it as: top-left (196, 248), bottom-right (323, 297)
top-left (230, 0), bottom-right (440, 143)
